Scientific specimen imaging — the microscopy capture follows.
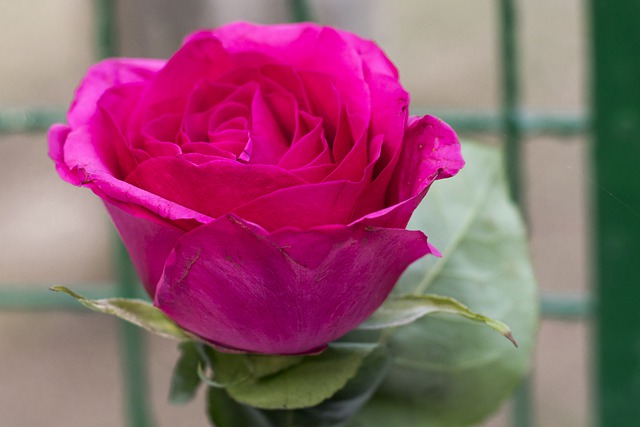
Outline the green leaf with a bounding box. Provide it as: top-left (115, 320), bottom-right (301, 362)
top-left (169, 341), bottom-right (203, 405)
top-left (207, 387), bottom-right (274, 427)
top-left (285, 346), bottom-right (391, 426)
top-left (247, 354), bottom-right (306, 379)
top-left (226, 343), bottom-right (377, 410)
top-left (206, 347), bottom-right (389, 427)
top-left (50, 286), bottom-right (191, 341)
top-left (351, 142), bottom-right (539, 426)
top-left (359, 294), bottom-right (517, 346)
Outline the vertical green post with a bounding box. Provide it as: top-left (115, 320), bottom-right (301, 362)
top-left (499, 0), bottom-right (523, 207)
top-left (498, 2), bottom-right (532, 426)
top-left (96, 0), bottom-right (116, 58)
top-left (96, 0), bottom-right (155, 425)
top-left (115, 239), bottom-right (155, 427)
top-left (287, 0), bottom-right (313, 22)
top-left (591, 1), bottom-right (640, 426)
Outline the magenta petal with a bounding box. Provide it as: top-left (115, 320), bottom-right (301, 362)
top-left (105, 203), bottom-right (185, 297)
top-left (232, 180), bottom-right (363, 231)
top-left (247, 88), bottom-right (289, 164)
top-left (132, 36), bottom-right (234, 125)
top-left (390, 115), bottom-right (464, 203)
top-left (61, 126), bottom-right (211, 224)
top-left (355, 115), bottom-right (463, 229)
top-left (47, 124), bottom-right (80, 185)
top-left (68, 58), bottom-right (164, 128)
top-left (335, 30), bottom-right (399, 78)
top-left (155, 216), bottom-right (431, 354)
top-left (125, 157), bottom-right (306, 219)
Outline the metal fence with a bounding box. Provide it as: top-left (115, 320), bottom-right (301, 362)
top-left (1, 0), bottom-right (638, 426)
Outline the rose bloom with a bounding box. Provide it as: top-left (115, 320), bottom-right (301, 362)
top-left (49, 22), bottom-right (464, 355)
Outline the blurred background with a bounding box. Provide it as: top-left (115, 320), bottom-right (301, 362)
top-left (0, 0), bottom-right (592, 426)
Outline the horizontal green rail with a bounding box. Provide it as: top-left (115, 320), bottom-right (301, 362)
top-left (1, 285), bottom-right (593, 320)
top-left (0, 107), bottom-right (66, 133)
top-left (0, 106), bottom-right (588, 136)
top-left (540, 292), bottom-right (594, 319)
top-left (0, 285), bottom-right (120, 309)
top-left (420, 109), bottom-right (589, 136)
top-left (0, 284), bottom-right (149, 310)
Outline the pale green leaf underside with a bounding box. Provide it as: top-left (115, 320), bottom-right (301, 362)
top-left (359, 294), bottom-right (517, 347)
top-left (350, 141), bottom-right (538, 427)
top-left (50, 286), bottom-right (190, 341)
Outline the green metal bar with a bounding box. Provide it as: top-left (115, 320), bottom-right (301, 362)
top-left (497, 2), bottom-right (532, 427)
top-left (115, 239), bottom-right (155, 427)
top-left (499, 0), bottom-right (523, 206)
top-left (590, 1), bottom-right (640, 426)
top-left (94, 1), bottom-right (155, 426)
top-left (540, 293), bottom-right (594, 320)
top-left (287, 0), bottom-right (313, 22)
top-left (0, 287), bottom-right (594, 318)
top-left (0, 105), bottom-right (587, 136)
top-left (512, 378), bottom-right (533, 427)
top-left (412, 109), bottom-right (588, 136)
top-left (96, 0), bottom-right (117, 59)
top-left (0, 107), bottom-right (66, 133)
top-left (0, 285), bottom-right (118, 310)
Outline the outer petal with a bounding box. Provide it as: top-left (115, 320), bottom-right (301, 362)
top-left (125, 157), bottom-right (307, 219)
top-left (335, 30), bottom-right (399, 78)
top-left (390, 115), bottom-right (465, 203)
top-left (356, 115), bottom-right (464, 229)
top-left (154, 216), bottom-right (431, 354)
top-left (105, 203), bottom-right (185, 297)
top-left (48, 124), bottom-right (80, 185)
top-left (195, 23), bottom-right (372, 137)
top-left (68, 58), bottom-right (165, 128)
top-left (61, 125), bottom-right (212, 225)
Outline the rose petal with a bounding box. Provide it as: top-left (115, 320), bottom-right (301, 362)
top-left (47, 124), bottom-right (79, 185)
top-left (125, 157), bottom-right (307, 219)
top-left (278, 112), bottom-right (329, 170)
top-left (68, 58), bottom-right (165, 128)
top-left (155, 215), bottom-right (430, 354)
top-left (355, 115), bottom-right (463, 228)
top-left (131, 36), bottom-right (235, 129)
top-left (247, 87), bottom-right (290, 164)
top-left (142, 113), bottom-right (183, 145)
top-left (390, 115), bottom-right (464, 203)
top-left (349, 74), bottom-right (410, 219)
top-left (60, 125), bottom-right (211, 224)
top-left (335, 30), bottom-right (399, 78)
top-left (232, 180), bottom-right (363, 231)
top-left (105, 202), bottom-right (185, 297)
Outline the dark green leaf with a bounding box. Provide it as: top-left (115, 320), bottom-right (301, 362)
top-left (207, 387), bottom-right (274, 427)
top-left (286, 346), bottom-right (391, 426)
top-left (169, 341), bottom-right (203, 405)
top-left (206, 346), bottom-right (390, 427)
top-left (247, 354), bottom-right (305, 379)
top-left (227, 343), bottom-right (377, 410)
top-left (351, 142), bottom-right (538, 426)
top-left (50, 286), bottom-right (191, 340)
top-left (198, 346), bottom-right (255, 388)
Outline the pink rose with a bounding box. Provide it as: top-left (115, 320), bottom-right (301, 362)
top-left (48, 22), bottom-right (464, 355)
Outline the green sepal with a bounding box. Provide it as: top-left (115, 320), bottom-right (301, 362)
top-left (169, 341), bottom-right (203, 405)
top-left (50, 286), bottom-right (190, 340)
top-left (198, 342), bottom-right (376, 411)
top-left (207, 387), bottom-right (273, 427)
top-left (359, 294), bottom-right (517, 347)
top-left (206, 346), bottom-right (391, 427)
